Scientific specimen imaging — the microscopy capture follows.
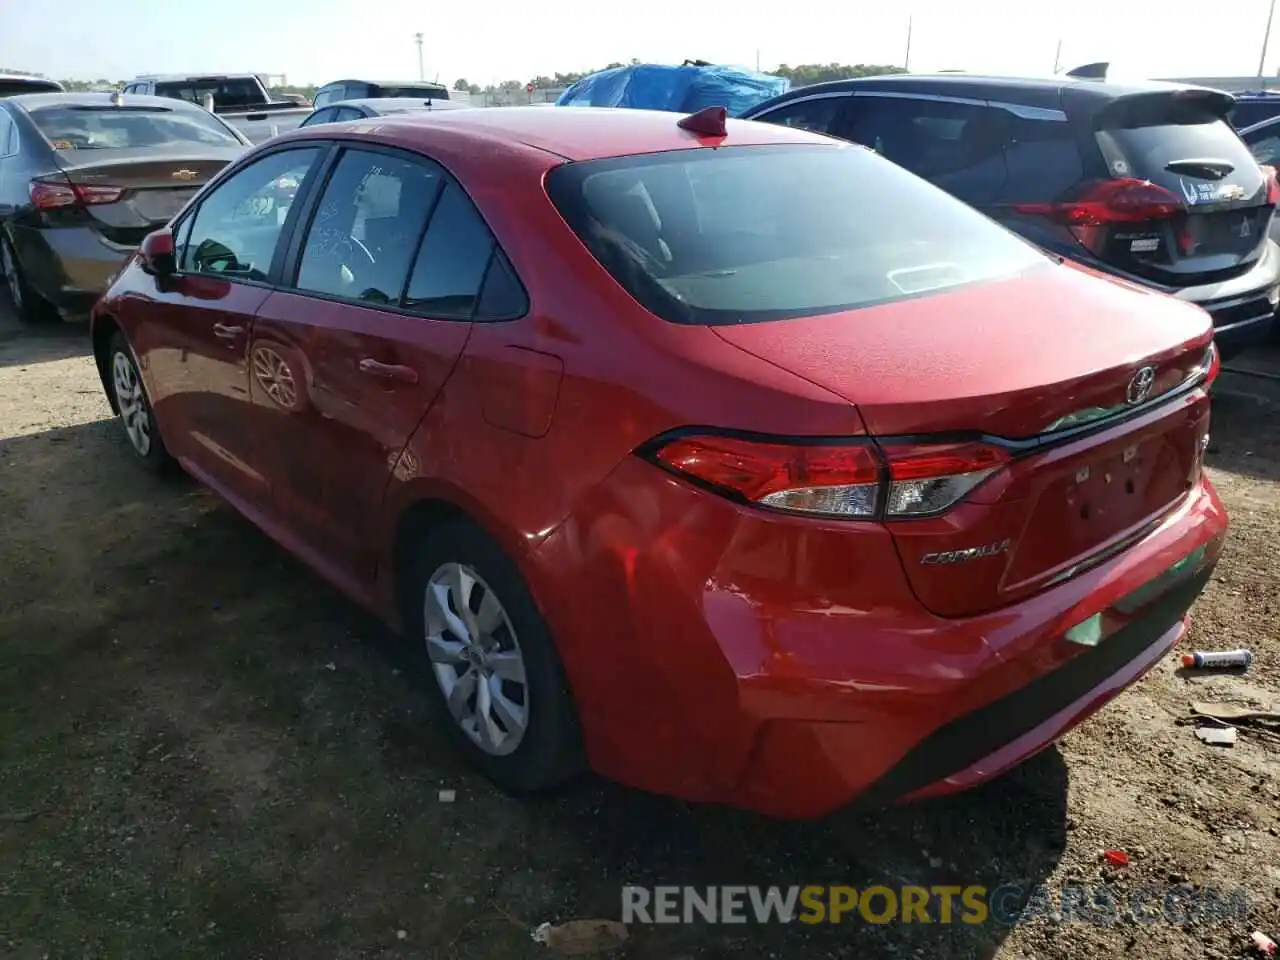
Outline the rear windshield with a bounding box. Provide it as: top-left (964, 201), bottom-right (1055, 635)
top-left (546, 143), bottom-right (1048, 325)
top-left (30, 106), bottom-right (242, 150)
top-left (155, 77), bottom-right (263, 108)
top-left (1095, 101), bottom-right (1260, 187)
top-left (375, 84), bottom-right (450, 100)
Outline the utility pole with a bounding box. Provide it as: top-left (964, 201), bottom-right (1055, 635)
top-left (1053, 38), bottom-right (1062, 74)
top-left (1260, 0), bottom-right (1278, 90)
top-left (904, 15), bottom-right (913, 71)
top-left (414, 32), bottom-right (425, 81)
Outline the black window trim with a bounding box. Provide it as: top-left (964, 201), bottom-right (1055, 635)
top-left (169, 141), bottom-right (332, 289)
top-left (275, 138), bottom-right (529, 323)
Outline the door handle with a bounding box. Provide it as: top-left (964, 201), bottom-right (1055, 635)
top-left (358, 358), bottom-right (419, 384)
top-left (213, 322), bottom-right (245, 340)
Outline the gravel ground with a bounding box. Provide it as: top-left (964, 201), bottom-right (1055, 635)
top-left (0, 300), bottom-right (1276, 960)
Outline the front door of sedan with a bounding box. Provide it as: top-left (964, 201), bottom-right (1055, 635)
top-left (250, 146), bottom-right (495, 583)
top-left (137, 146), bottom-right (325, 515)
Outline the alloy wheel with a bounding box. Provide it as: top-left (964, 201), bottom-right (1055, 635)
top-left (424, 562), bottom-right (530, 756)
top-left (252, 346), bottom-right (298, 409)
top-left (111, 350), bottom-right (152, 457)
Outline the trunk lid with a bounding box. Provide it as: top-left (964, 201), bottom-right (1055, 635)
top-left (53, 150), bottom-right (238, 245)
top-left (1065, 86), bottom-right (1274, 286)
top-left (714, 261), bottom-right (1215, 617)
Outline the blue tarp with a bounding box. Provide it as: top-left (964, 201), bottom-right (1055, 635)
top-left (556, 63), bottom-right (789, 117)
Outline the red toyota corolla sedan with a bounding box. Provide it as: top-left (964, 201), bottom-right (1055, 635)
top-left (89, 106), bottom-right (1228, 819)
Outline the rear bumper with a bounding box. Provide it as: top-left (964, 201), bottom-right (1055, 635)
top-left (533, 457), bottom-right (1228, 819)
top-left (1159, 240), bottom-right (1279, 358)
top-left (11, 224), bottom-right (133, 319)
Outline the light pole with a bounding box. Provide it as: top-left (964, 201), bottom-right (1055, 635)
top-left (414, 33), bottom-right (425, 82)
top-left (904, 15), bottom-right (913, 71)
top-left (1260, 0), bottom-right (1279, 89)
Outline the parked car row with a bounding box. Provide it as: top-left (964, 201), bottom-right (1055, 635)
top-left (77, 94), bottom-right (1229, 817)
top-left (0, 78), bottom-right (470, 323)
top-left (741, 73), bottom-right (1280, 358)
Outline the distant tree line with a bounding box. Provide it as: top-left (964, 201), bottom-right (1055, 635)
top-left (6, 60), bottom-right (909, 100)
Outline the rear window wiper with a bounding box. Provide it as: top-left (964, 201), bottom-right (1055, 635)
top-left (1164, 158), bottom-right (1235, 180)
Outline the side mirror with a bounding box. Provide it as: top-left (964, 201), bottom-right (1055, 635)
top-left (139, 229), bottom-right (176, 277)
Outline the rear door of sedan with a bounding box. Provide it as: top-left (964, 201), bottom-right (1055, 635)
top-left (250, 141), bottom-right (521, 586)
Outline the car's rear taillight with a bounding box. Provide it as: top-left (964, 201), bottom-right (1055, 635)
top-left (880, 442), bottom-right (1010, 517)
top-left (1261, 165), bottom-right (1280, 205)
top-left (29, 178), bottom-right (125, 210)
top-left (648, 433), bottom-right (1008, 520)
top-left (1014, 178), bottom-right (1185, 255)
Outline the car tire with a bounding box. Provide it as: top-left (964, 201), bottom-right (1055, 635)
top-left (108, 331), bottom-right (176, 474)
top-left (405, 519), bottom-right (585, 793)
top-left (0, 233), bottom-right (59, 325)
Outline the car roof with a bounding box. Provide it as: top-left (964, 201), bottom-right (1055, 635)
top-left (290, 105), bottom-right (835, 161)
top-left (3, 91), bottom-right (205, 111)
top-left (130, 73), bottom-right (259, 81)
top-left (333, 97), bottom-right (470, 113)
top-left (748, 72), bottom-right (1233, 111)
top-left (323, 79), bottom-right (448, 89)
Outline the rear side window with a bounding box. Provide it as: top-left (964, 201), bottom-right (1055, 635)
top-left (404, 182), bottom-right (494, 318)
top-left (844, 97), bottom-right (1009, 203)
top-left (546, 143), bottom-right (1048, 326)
top-left (295, 149), bottom-right (444, 304)
top-left (754, 97), bottom-right (845, 135)
top-left (1001, 116), bottom-right (1084, 202)
top-left (0, 111), bottom-right (13, 158)
top-left (29, 105), bottom-right (242, 150)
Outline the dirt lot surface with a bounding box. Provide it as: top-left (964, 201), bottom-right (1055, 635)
top-left (0, 299), bottom-right (1277, 960)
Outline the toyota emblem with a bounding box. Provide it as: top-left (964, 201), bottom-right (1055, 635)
top-left (1126, 365), bottom-right (1156, 405)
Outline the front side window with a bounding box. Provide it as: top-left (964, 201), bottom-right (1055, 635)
top-left (295, 149), bottom-right (444, 304)
top-left (754, 97), bottom-right (845, 136)
top-left (29, 105), bottom-right (243, 150)
top-left (546, 143), bottom-right (1048, 326)
top-left (181, 148), bottom-right (321, 280)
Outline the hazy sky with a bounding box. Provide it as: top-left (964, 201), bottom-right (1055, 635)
top-left (1, 0), bottom-right (1276, 87)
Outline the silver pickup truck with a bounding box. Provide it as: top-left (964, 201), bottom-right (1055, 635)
top-left (121, 73), bottom-right (311, 144)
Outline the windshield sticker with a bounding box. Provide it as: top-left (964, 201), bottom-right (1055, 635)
top-left (1179, 179), bottom-right (1246, 205)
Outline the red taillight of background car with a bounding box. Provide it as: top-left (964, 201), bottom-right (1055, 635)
top-left (649, 433), bottom-right (1009, 520)
top-left (29, 178), bottom-right (125, 211)
top-left (1015, 177), bottom-right (1185, 255)
top-left (1261, 165), bottom-right (1280, 205)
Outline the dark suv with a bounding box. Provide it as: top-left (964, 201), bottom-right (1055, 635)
top-left (742, 74), bottom-right (1280, 357)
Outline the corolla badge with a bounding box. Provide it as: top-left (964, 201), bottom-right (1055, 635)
top-left (920, 539), bottom-right (1012, 565)
top-left (1126, 365), bottom-right (1157, 406)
